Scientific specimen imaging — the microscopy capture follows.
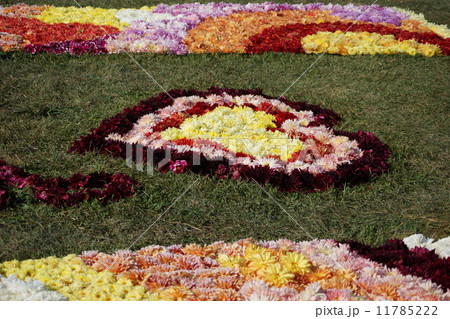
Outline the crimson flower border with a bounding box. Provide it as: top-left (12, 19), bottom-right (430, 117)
top-left (0, 160), bottom-right (137, 209)
top-left (342, 238), bottom-right (450, 291)
top-left (69, 87), bottom-right (391, 193)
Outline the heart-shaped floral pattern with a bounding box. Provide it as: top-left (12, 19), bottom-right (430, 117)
top-left (70, 88), bottom-right (390, 192)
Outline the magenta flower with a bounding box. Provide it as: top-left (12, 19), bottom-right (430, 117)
top-left (169, 160), bottom-right (188, 173)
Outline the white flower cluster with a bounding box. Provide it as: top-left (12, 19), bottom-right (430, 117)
top-left (0, 275), bottom-right (67, 301)
top-left (116, 9), bottom-right (176, 25)
top-left (403, 234), bottom-right (450, 258)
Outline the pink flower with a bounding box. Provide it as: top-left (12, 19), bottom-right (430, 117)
top-left (169, 160), bottom-right (188, 173)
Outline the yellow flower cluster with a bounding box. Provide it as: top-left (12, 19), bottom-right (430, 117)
top-left (301, 31), bottom-right (441, 57)
top-left (34, 6), bottom-right (154, 30)
top-left (218, 245), bottom-right (310, 288)
top-left (160, 106), bottom-right (304, 161)
top-left (0, 255), bottom-right (158, 301)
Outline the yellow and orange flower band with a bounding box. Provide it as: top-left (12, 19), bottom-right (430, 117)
top-left (1, 235), bottom-right (449, 301)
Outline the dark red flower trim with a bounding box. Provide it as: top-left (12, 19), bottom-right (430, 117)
top-left (343, 239), bottom-right (450, 291)
top-left (23, 36), bottom-right (110, 55)
top-left (0, 160), bottom-right (137, 209)
top-left (246, 22), bottom-right (450, 55)
top-left (69, 87), bottom-right (390, 192)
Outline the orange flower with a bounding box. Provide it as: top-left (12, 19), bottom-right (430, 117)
top-left (185, 10), bottom-right (346, 53)
top-left (304, 266), bottom-right (334, 283)
top-left (159, 286), bottom-right (193, 301)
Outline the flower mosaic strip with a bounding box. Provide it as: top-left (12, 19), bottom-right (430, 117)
top-left (0, 160), bottom-right (137, 210)
top-left (1, 236), bottom-right (448, 301)
top-left (69, 88), bottom-right (390, 192)
top-left (246, 21), bottom-right (449, 56)
top-left (1, 3), bottom-right (449, 56)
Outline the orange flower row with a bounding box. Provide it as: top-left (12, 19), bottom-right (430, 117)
top-left (0, 3), bottom-right (47, 18)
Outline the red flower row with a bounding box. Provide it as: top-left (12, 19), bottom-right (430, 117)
top-left (69, 87), bottom-right (390, 193)
top-left (343, 239), bottom-right (450, 291)
top-left (0, 160), bottom-right (137, 209)
top-left (0, 16), bottom-right (119, 45)
top-left (246, 21), bottom-right (450, 55)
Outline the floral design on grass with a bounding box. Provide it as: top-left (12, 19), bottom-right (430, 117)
top-left (1, 3), bottom-right (449, 56)
top-left (70, 88), bottom-right (390, 193)
top-left (0, 160), bottom-right (137, 210)
top-left (1, 235), bottom-right (448, 300)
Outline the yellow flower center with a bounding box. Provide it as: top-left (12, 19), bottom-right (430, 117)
top-left (160, 106), bottom-right (303, 161)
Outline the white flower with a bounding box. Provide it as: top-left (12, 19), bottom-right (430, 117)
top-left (428, 237), bottom-right (450, 258)
top-left (298, 282), bottom-right (327, 301)
top-left (116, 10), bottom-right (177, 25)
top-left (403, 234), bottom-right (450, 258)
top-left (255, 157), bottom-right (283, 169)
top-left (136, 114), bottom-right (158, 127)
top-left (0, 275), bottom-right (67, 301)
top-left (281, 119), bottom-right (301, 133)
top-left (403, 234), bottom-right (435, 250)
top-left (106, 133), bottom-right (124, 141)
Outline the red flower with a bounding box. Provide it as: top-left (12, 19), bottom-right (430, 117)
top-left (0, 160), bottom-right (137, 209)
top-left (0, 187), bottom-right (9, 210)
top-left (0, 16), bottom-right (119, 46)
top-left (274, 111), bottom-right (298, 127)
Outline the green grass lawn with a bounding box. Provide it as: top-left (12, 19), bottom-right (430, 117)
top-left (0, 0), bottom-right (449, 261)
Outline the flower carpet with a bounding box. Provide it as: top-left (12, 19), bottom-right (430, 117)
top-left (1, 1), bottom-right (448, 305)
top-left (69, 88), bottom-right (390, 193)
top-left (0, 3), bottom-right (449, 56)
top-left (0, 234), bottom-right (448, 301)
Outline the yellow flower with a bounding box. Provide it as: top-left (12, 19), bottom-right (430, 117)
top-left (125, 287), bottom-right (146, 300)
top-left (248, 251), bottom-right (277, 272)
top-left (89, 287), bottom-right (109, 301)
top-left (0, 255), bottom-right (156, 300)
top-left (217, 254), bottom-right (245, 268)
top-left (161, 106), bottom-right (303, 161)
top-left (407, 47), bottom-right (417, 56)
top-left (35, 6), bottom-right (128, 29)
top-left (301, 31), bottom-right (440, 57)
top-left (262, 263), bottom-right (295, 287)
top-left (112, 285), bottom-right (131, 298)
top-left (280, 252), bottom-right (310, 275)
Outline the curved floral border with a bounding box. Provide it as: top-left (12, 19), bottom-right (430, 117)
top-left (69, 87), bottom-right (391, 192)
top-left (0, 160), bottom-right (137, 209)
top-left (342, 238), bottom-right (450, 291)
